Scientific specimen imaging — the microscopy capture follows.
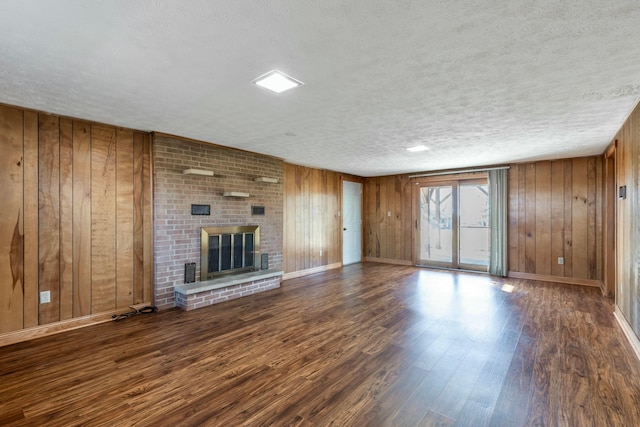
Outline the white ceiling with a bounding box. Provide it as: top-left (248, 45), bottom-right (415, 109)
top-left (1, 1), bottom-right (640, 177)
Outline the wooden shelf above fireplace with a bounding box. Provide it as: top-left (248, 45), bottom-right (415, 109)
top-left (254, 177), bottom-right (278, 184)
top-left (183, 168), bottom-right (214, 177)
top-left (222, 191), bottom-right (250, 198)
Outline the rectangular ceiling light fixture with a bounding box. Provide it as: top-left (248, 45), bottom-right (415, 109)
top-left (253, 70), bottom-right (304, 93)
top-left (406, 145), bottom-right (429, 152)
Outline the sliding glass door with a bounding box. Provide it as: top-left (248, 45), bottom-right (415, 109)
top-left (419, 184), bottom-right (455, 265)
top-left (417, 179), bottom-right (489, 271)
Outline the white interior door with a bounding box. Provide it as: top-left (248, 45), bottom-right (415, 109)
top-left (342, 180), bottom-right (362, 265)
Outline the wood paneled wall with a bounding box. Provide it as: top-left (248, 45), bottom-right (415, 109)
top-left (363, 175), bottom-right (413, 262)
top-left (0, 104), bottom-right (153, 336)
top-left (508, 157), bottom-right (603, 283)
top-left (613, 101), bottom-right (640, 338)
top-left (283, 164), bottom-right (356, 274)
top-left (360, 160), bottom-right (604, 285)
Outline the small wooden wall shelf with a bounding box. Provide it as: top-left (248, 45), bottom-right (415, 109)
top-left (254, 177), bottom-right (278, 183)
top-left (183, 169), bottom-right (214, 176)
top-left (223, 191), bottom-right (250, 198)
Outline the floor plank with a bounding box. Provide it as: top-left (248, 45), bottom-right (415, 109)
top-left (1, 263), bottom-right (640, 426)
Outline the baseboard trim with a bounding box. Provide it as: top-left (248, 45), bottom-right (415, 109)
top-left (614, 306), bottom-right (640, 362)
top-left (507, 272), bottom-right (602, 288)
top-left (363, 257), bottom-right (413, 266)
top-left (282, 262), bottom-right (342, 280)
top-left (0, 302), bottom-right (153, 348)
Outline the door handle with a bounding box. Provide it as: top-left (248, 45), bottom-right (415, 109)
top-left (343, 228), bottom-right (347, 231)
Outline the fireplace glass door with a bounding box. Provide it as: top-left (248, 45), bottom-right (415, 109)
top-left (201, 226), bottom-right (260, 281)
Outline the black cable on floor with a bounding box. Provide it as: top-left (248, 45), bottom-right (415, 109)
top-left (112, 306), bottom-right (158, 321)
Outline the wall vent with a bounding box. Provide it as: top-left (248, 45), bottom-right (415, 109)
top-left (185, 262), bottom-right (196, 283)
top-left (191, 204), bottom-right (211, 215)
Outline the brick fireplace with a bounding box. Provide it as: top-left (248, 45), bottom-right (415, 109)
top-left (153, 134), bottom-right (284, 310)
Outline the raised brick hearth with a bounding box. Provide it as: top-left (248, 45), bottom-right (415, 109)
top-left (174, 270), bottom-right (283, 311)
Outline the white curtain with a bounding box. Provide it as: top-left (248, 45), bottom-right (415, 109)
top-left (489, 168), bottom-right (508, 276)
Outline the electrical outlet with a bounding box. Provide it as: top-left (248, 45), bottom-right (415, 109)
top-left (558, 257), bottom-right (564, 265)
top-left (319, 249), bottom-right (323, 256)
top-left (40, 291), bottom-right (50, 304)
top-left (387, 211), bottom-right (392, 217)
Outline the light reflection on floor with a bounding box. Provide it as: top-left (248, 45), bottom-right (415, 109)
top-left (411, 269), bottom-right (511, 343)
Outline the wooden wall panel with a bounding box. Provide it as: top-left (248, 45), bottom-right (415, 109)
top-left (142, 133), bottom-right (153, 304)
top-left (550, 161), bottom-right (565, 277)
top-left (595, 155), bottom-right (603, 282)
top-left (524, 164), bottom-right (536, 273)
top-left (588, 157), bottom-right (600, 280)
top-left (311, 168), bottom-right (322, 268)
top-left (282, 163), bottom-right (350, 274)
top-left (508, 164), bottom-right (519, 272)
top-left (402, 176), bottom-right (413, 261)
top-left (283, 164), bottom-right (295, 273)
top-left (327, 171), bottom-right (338, 264)
top-left (614, 100), bottom-right (640, 338)
top-left (363, 179), bottom-right (377, 258)
top-left (563, 161), bottom-right (573, 277)
top-left (535, 161), bottom-right (551, 275)
top-left (603, 152), bottom-right (615, 297)
top-left (133, 133), bottom-right (144, 304)
top-left (301, 167), bottom-right (311, 270)
top-left (23, 111), bottom-right (39, 328)
top-left (382, 176), bottom-right (402, 258)
top-left (116, 129), bottom-right (134, 308)
top-left (38, 113), bottom-right (61, 325)
top-left (571, 158), bottom-right (589, 279)
top-left (0, 105), bottom-right (24, 334)
top-left (621, 112), bottom-right (634, 321)
top-left (91, 124), bottom-right (117, 313)
top-left (517, 166), bottom-right (526, 272)
top-left (294, 168), bottom-right (303, 272)
top-left (392, 177), bottom-right (401, 258)
top-left (0, 104), bottom-right (153, 340)
top-left (72, 120), bottom-right (92, 316)
top-left (508, 156), bottom-right (603, 283)
top-left (59, 118), bottom-right (74, 320)
top-left (378, 179), bottom-right (388, 259)
top-left (617, 122), bottom-right (630, 315)
top-left (362, 175), bottom-right (412, 263)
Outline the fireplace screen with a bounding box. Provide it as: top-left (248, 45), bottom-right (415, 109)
top-left (201, 226), bottom-right (260, 281)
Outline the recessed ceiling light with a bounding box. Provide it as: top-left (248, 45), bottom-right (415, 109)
top-left (406, 145), bottom-right (429, 152)
top-left (253, 70), bottom-right (304, 93)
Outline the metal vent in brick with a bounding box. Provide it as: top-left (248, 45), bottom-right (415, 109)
top-left (185, 262), bottom-right (196, 283)
top-left (251, 205), bottom-right (265, 215)
top-left (191, 204), bottom-right (211, 215)
top-left (261, 253), bottom-right (269, 270)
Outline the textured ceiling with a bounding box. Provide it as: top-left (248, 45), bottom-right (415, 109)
top-left (1, 1), bottom-right (640, 177)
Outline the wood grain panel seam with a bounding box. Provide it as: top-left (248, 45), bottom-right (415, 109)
top-left (507, 271), bottom-right (601, 288)
top-left (282, 262), bottom-right (342, 280)
top-left (363, 257), bottom-right (413, 266)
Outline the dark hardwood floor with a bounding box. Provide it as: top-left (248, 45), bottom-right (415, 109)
top-left (2, 263), bottom-right (640, 426)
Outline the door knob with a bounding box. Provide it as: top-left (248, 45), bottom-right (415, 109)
top-left (343, 228), bottom-right (347, 231)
